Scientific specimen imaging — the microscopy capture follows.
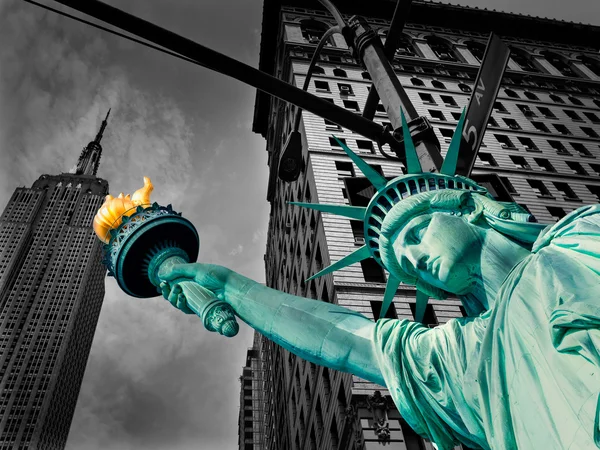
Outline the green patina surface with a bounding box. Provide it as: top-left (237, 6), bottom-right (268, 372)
top-left (111, 110), bottom-right (599, 449)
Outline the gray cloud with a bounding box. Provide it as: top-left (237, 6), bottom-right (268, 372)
top-left (1, 0), bottom-right (265, 449)
top-left (2, 0), bottom-right (597, 448)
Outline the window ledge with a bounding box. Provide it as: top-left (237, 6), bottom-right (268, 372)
top-left (563, 196), bottom-right (582, 202)
top-left (537, 195), bottom-right (556, 200)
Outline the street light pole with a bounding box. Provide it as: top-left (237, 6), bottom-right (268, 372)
top-left (348, 16), bottom-right (443, 172)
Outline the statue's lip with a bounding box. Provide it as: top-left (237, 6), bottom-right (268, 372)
top-left (427, 256), bottom-right (440, 278)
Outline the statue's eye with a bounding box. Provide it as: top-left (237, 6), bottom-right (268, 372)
top-left (409, 224), bottom-right (428, 244)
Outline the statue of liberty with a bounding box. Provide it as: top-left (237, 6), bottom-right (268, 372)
top-left (98, 111), bottom-right (600, 449)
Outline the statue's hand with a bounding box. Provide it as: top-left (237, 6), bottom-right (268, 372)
top-left (159, 263), bottom-right (234, 313)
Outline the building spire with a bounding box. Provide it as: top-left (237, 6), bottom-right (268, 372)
top-left (94, 108), bottom-right (111, 145)
top-left (71, 109), bottom-right (111, 176)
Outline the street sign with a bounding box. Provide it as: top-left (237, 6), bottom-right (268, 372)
top-left (455, 33), bottom-right (511, 177)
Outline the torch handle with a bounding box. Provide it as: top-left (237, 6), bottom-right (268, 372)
top-left (156, 255), bottom-right (239, 337)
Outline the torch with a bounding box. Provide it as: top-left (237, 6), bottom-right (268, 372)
top-left (93, 177), bottom-right (239, 337)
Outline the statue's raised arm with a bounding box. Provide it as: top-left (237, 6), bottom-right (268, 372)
top-left (96, 116), bottom-right (600, 450)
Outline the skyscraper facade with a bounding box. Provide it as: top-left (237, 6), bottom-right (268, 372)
top-left (245, 1), bottom-right (600, 449)
top-left (0, 113), bottom-right (110, 449)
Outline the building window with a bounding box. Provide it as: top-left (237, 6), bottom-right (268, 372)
top-left (452, 111), bottom-right (464, 121)
top-left (589, 163), bottom-right (600, 176)
top-left (510, 155), bottom-right (531, 170)
top-left (360, 259), bottom-right (385, 283)
top-left (570, 142), bottom-right (593, 157)
top-left (554, 182), bottom-right (580, 200)
top-left (425, 35), bottom-right (459, 62)
top-left (548, 140), bottom-right (570, 154)
top-left (510, 47), bottom-right (541, 72)
top-left (478, 153), bottom-right (498, 167)
top-left (440, 95), bottom-right (458, 106)
top-left (553, 124), bottom-right (572, 135)
top-left (429, 110), bottom-right (446, 121)
top-left (409, 303), bottom-right (438, 327)
top-left (494, 101), bottom-right (508, 113)
top-left (531, 121), bottom-right (549, 133)
top-left (350, 220), bottom-right (364, 245)
top-left (333, 68), bottom-right (347, 78)
top-left (545, 209), bottom-right (570, 229)
top-left (518, 137), bottom-right (539, 151)
top-left (376, 104), bottom-right (386, 113)
top-left (439, 128), bottom-right (454, 141)
top-left (534, 158), bottom-right (556, 172)
top-left (547, 206), bottom-right (567, 221)
top-left (495, 134), bottom-right (515, 148)
top-left (500, 176), bottom-right (518, 195)
top-left (527, 179), bottom-right (553, 197)
top-left (568, 96), bottom-right (583, 106)
top-left (329, 137), bottom-right (347, 148)
top-left (581, 127), bottom-right (600, 138)
top-left (503, 118), bottom-right (521, 130)
top-left (314, 80), bottom-right (330, 92)
top-left (312, 65), bottom-right (325, 75)
top-left (335, 161), bottom-right (355, 177)
top-left (505, 89), bottom-right (519, 99)
top-left (517, 104), bottom-right (536, 117)
top-left (564, 109), bottom-right (583, 121)
top-left (356, 140), bottom-right (375, 153)
top-left (432, 80), bottom-right (446, 89)
top-left (566, 161), bottom-right (588, 176)
top-left (300, 19), bottom-right (333, 45)
top-left (458, 83), bottom-right (472, 93)
top-left (583, 112), bottom-right (600, 124)
top-left (395, 33), bottom-right (417, 57)
top-left (466, 40), bottom-right (486, 62)
top-left (577, 55), bottom-right (600, 77)
top-left (337, 83), bottom-right (353, 95)
top-left (488, 116), bottom-right (499, 127)
top-left (587, 185), bottom-right (600, 201)
top-left (411, 77), bottom-right (425, 86)
top-left (370, 301), bottom-right (397, 319)
top-left (537, 107), bottom-right (556, 118)
top-left (523, 91), bottom-right (539, 101)
top-left (541, 50), bottom-right (579, 78)
top-left (343, 100), bottom-right (360, 111)
top-left (419, 93), bottom-right (436, 104)
top-left (550, 94), bottom-right (565, 104)
top-left (361, 71), bottom-right (371, 80)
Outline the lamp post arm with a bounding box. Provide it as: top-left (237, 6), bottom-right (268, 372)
top-left (47, 0), bottom-right (395, 149)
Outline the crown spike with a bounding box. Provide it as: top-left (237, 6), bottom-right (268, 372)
top-left (440, 107), bottom-right (467, 176)
top-left (306, 245), bottom-right (371, 282)
top-left (400, 109), bottom-right (422, 174)
top-left (331, 136), bottom-right (387, 191)
top-left (379, 275), bottom-right (400, 320)
top-left (289, 202), bottom-right (367, 221)
top-left (415, 290), bottom-right (430, 323)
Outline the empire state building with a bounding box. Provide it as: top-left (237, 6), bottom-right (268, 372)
top-left (0, 111), bottom-right (111, 449)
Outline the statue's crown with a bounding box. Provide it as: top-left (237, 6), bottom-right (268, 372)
top-left (290, 109), bottom-right (507, 321)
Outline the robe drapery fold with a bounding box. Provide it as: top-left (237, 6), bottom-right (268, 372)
top-left (373, 205), bottom-right (600, 450)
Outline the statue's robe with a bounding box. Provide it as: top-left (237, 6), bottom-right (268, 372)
top-left (373, 204), bottom-right (600, 450)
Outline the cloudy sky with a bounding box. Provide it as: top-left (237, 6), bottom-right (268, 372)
top-left (0, 0), bottom-right (598, 449)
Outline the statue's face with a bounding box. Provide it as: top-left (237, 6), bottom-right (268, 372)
top-left (394, 211), bottom-right (483, 295)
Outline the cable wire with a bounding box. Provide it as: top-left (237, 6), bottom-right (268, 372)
top-left (293, 26), bottom-right (341, 133)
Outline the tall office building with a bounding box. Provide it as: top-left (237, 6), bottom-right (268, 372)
top-left (244, 1), bottom-right (600, 449)
top-left (0, 113), bottom-right (110, 449)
